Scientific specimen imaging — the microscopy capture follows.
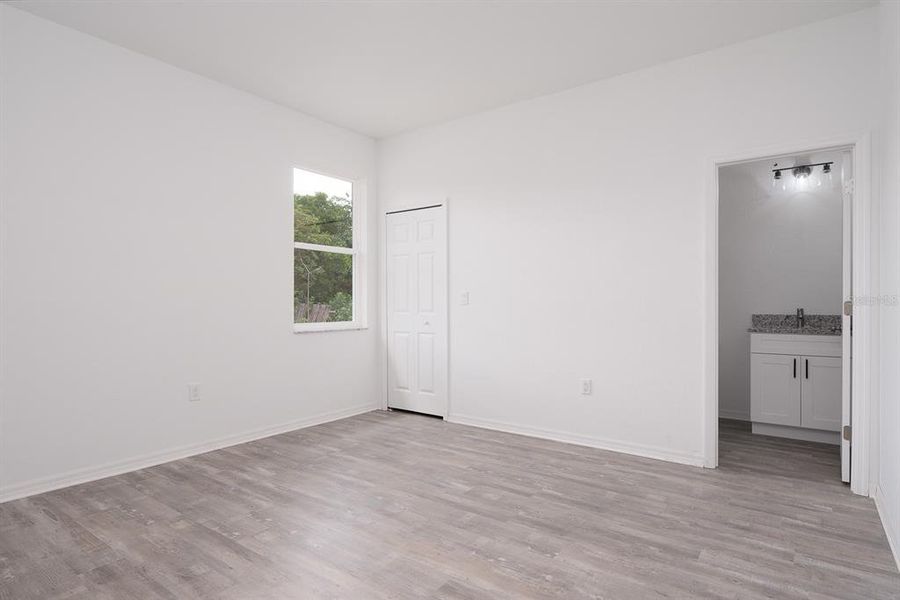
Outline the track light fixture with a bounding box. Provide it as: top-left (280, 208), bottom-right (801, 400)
top-left (771, 161), bottom-right (834, 191)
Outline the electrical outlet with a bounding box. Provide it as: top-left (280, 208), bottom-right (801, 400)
top-left (187, 383), bottom-right (201, 402)
top-left (581, 379), bottom-right (593, 395)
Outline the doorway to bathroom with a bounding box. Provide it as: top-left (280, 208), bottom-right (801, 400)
top-left (708, 140), bottom-right (868, 492)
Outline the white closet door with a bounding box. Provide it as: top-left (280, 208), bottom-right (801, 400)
top-left (386, 206), bottom-right (447, 417)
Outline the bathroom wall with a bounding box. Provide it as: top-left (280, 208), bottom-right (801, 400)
top-left (718, 152), bottom-right (844, 420)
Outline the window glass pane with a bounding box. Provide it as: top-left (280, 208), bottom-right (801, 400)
top-left (294, 248), bottom-right (353, 323)
top-left (294, 168), bottom-right (352, 248)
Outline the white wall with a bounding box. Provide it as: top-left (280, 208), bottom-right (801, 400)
top-left (718, 155), bottom-right (844, 420)
top-left (876, 0), bottom-right (900, 569)
top-left (377, 9), bottom-right (879, 466)
top-left (0, 6), bottom-right (379, 500)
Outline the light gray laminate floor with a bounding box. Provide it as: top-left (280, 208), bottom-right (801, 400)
top-left (1, 412), bottom-right (897, 599)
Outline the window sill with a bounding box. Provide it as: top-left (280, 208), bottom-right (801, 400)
top-left (293, 322), bottom-right (368, 334)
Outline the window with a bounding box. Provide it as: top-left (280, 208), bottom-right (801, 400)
top-left (293, 168), bottom-right (364, 332)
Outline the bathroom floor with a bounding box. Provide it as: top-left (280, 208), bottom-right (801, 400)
top-left (718, 417), bottom-right (843, 483)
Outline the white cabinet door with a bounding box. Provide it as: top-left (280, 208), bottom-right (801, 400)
top-left (750, 353), bottom-right (801, 426)
top-left (385, 206), bottom-right (447, 417)
top-left (801, 356), bottom-right (842, 432)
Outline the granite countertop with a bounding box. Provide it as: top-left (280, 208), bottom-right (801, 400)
top-left (747, 313), bottom-right (842, 336)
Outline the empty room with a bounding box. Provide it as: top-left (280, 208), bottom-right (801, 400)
top-left (1, 1), bottom-right (899, 598)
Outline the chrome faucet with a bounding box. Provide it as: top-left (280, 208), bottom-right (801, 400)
top-left (796, 308), bottom-right (805, 329)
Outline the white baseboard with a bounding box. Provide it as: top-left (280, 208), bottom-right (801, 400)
top-left (0, 403), bottom-right (379, 504)
top-left (447, 413), bottom-right (705, 468)
top-left (873, 485), bottom-right (900, 572)
top-left (718, 409), bottom-right (750, 421)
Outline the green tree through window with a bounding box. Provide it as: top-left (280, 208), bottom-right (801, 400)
top-left (293, 187), bottom-right (354, 324)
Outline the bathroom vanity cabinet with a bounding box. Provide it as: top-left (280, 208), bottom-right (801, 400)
top-left (749, 333), bottom-right (842, 444)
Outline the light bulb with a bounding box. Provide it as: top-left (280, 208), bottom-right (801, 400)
top-left (823, 163), bottom-right (833, 187)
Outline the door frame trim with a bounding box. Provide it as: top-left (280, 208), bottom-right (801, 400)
top-left (380, 200), bottom-right (450, 418)
top-left (704, 132), bottom-right (874, 497)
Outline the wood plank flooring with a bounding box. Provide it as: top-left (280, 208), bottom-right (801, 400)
top-left (1, 412), bottom-right (897, 599)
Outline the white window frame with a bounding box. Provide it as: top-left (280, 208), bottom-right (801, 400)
top-left (292, 168), bottom-right (367, 334)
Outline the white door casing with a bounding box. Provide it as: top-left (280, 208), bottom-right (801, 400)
top-left (385, 206), bottom-right (447, 417)
top-left (708, 136), bottom-right (870, 496)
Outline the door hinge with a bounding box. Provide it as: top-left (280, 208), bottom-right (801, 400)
top-left (843, 425), bottom-right (852, 442)
top-left (843, 178), bottom-right (855, 195)
top-left (843, 300), bottom-right (853, 316)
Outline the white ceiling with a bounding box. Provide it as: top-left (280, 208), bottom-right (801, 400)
top-left (11, 1), bottom-right (874, 138)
